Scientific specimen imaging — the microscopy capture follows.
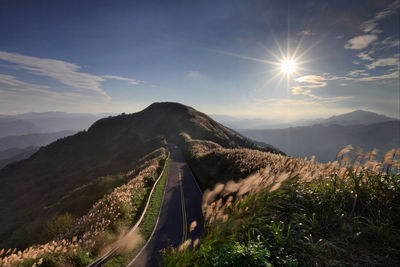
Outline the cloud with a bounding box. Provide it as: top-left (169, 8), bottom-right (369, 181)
top-left (0, 51), bottom-right (142, 102)
top-left (361, 0), bottom-right (400, 33)
top-left (344, 1), bottom-right (399, 50)
top-left (0, 74), bottom-right (49, 92)
top-left (355, 70), bottom-right (399, 81)
top-left (348, 70), bottom-right (370, 77)
top-left (290, 75), bottom-right (353, 103)
top-left (0, 51), bottom-right (110, 99)
top-left (333, 68), bottom-right (399, 82)
top-left (291, 75), bottom-right (327, 98)
top-left (344, 35), bottom-right (378, 50)
top-left (356, 52), bottom-right (374, 61)
top-left (372, 37), bottom-right (400, 51)
top-left (186, 70), bottom-right (203, 79)
top-left (366, 57), bottom-right (399, 70)
top-left (102, 75), bottom-right (142, 85)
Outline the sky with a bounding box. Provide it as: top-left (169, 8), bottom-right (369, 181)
top-left (0, 0), bottom-right (399, 120)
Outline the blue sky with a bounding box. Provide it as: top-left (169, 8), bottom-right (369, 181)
top-left (0, 0), bottom-right (399, 120)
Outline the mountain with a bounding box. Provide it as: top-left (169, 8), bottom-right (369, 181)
top-left (0, 130), bottom-right (76, 151)
top-left (0, 131), bottom-right (76, 170)
top-left (308, 110), bottom-right (396, 126)
top-left (0, 146), bottom-right (39, 170)
top-left (241, 120), bottom-right (400, 163)
top-left (212, 110), bottom-right (397, 130)
top-left (0, 112), bottom-right (111, 137)
top-left (0, 119), bottom-right (39, 137)
top-left (0, 102), bottom-right (280, 250)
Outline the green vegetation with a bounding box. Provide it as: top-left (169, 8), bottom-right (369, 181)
top-left (44, 213), bottom-right (76, 238)
top-left (164, 167), bottom-right (400, 266)
top-left (140, 157), bottom-right (170, 239)
top-left (1, 148), bottom-right (168, 266)
top-left (107, 156), bottom-right (170, 266)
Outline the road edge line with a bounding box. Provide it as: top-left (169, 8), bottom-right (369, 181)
top-left (126, 153), bottom-right (171, 266)
top-left (88, 152), bottom-right (170, 266)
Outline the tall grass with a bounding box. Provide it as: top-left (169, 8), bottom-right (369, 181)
top-left (0, 148), bottom-right (167, 267)
top-left (165, 138), bottom-right (400, 266)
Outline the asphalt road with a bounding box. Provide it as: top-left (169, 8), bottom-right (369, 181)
top-left (127, 145), bottom-right (203, 267)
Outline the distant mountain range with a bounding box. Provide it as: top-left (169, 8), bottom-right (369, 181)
top-left (0, 102), bottom-right (279, 250)
top-left (240, 110), bottom-right (399, 163)
top-left (0, 130), bottom-right (77, 169)
top-left (0, 112), bottom-right (112, 138)
top-left (212, 110), bottom-right (397, 130)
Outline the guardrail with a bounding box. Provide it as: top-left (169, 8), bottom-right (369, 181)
top-left (88, 153), bottom-right (170, 266)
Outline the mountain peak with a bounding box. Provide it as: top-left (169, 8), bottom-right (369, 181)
top-left (323, 109), bottom-right (395, 126)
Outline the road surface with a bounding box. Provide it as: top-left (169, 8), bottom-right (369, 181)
top-left (127, 145), bottom-right (203, 267)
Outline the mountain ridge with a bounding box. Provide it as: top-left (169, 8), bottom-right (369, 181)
top-left (212, 109), bottom-right (397, 130)
top-left (0, 102), bottom-right (280, 250)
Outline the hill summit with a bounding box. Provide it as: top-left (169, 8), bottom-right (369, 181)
top-left (0, 102), bottom-right (280, 250)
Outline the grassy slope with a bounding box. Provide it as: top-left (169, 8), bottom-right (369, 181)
top-left (1, 149), bottom-right (168, 266)
top-left (106, 157), bottom-right (171, 266)
top-left (165, 138), bottom-right (400, 266)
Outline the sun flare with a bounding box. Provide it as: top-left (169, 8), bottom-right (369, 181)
top-left (281, 59), bottom-right (296, 74)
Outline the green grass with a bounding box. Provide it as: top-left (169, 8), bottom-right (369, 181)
top-left (17, 248), bottom-right (93, 267)
top-left (163, 171), bottom-right (400, 266)
top-left (140, 157), bottom-right (170, 239)
top-left (106, 156), bottom-right (170, 266)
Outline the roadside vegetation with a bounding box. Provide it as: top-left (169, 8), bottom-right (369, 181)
top-left (0, 148), bottom-right (167, 266)
top-left (106, 156), bottom-right (170, 266)
top-left (165, 134), bottom-right (400, 266)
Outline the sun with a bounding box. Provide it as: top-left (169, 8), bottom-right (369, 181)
top-left (217, 30), bottom-right (318, 88)
top-left (281, 59), bottom-right (296, 74)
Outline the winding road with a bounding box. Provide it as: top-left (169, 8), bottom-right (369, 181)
top-left (127, 145), bottom-right (203, 267)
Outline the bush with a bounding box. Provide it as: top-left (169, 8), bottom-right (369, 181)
top-left (45, 213), bottom-right (75, 238)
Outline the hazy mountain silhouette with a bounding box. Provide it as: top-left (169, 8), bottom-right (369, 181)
top-left (241, 120), bottom-right (400, 163)
top-left (213, 110), bottom-right (396, 130)
top-left (0, 112), bottom-right (110, 137)
top-left (309, 110), bottom-right (395, 126)
top-left (0, 146), bottom-right (39, 170)
top-left (0, 102), bottom-right (280, 249)
top-left (0, 130), bottom-right (76, 170)
top-left (0, 130), bottom-right (76, 151)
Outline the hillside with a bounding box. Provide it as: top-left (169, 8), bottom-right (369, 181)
top-left (241, 120), bottom-right (400, 162)
top-left (164, 138), bottom-right (400, 266)
top-left (0, 102), bottom-right (280, 250)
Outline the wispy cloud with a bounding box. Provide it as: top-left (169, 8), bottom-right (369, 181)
top-left (348, 70), bottom-right (370, 77)
top-left (291, 75), bottom-right (352, 103)
top-left (344, 35), bottom-right (378, 50)
top-left (365, 56), bottom-right (399, 70)
top-left (102, 75), bottom-right (142, 85)
top-left (361, 0), bottom-right (400, 33)
top-left (291, 75), bottom-right (326, 98)
top-left (186, 70), bottom-right (203, 80)
top-left (0, 51), bottom-right (142, 101)
top-left (356, 52), bottom-right (374, 61)
top-left (0, 74), bottom-right (49, 92)
top-left (344, 0), bottom-right (399, 50)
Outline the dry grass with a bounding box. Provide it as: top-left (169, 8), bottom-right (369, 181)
top-left (0, 148), bottom-right (167, 266)
top-left (179, 134), bottom-right (400, 225)
top-left (165, 136), bottom-right (400, 266)
top-left (202, 146), bottom-right (400, 225)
